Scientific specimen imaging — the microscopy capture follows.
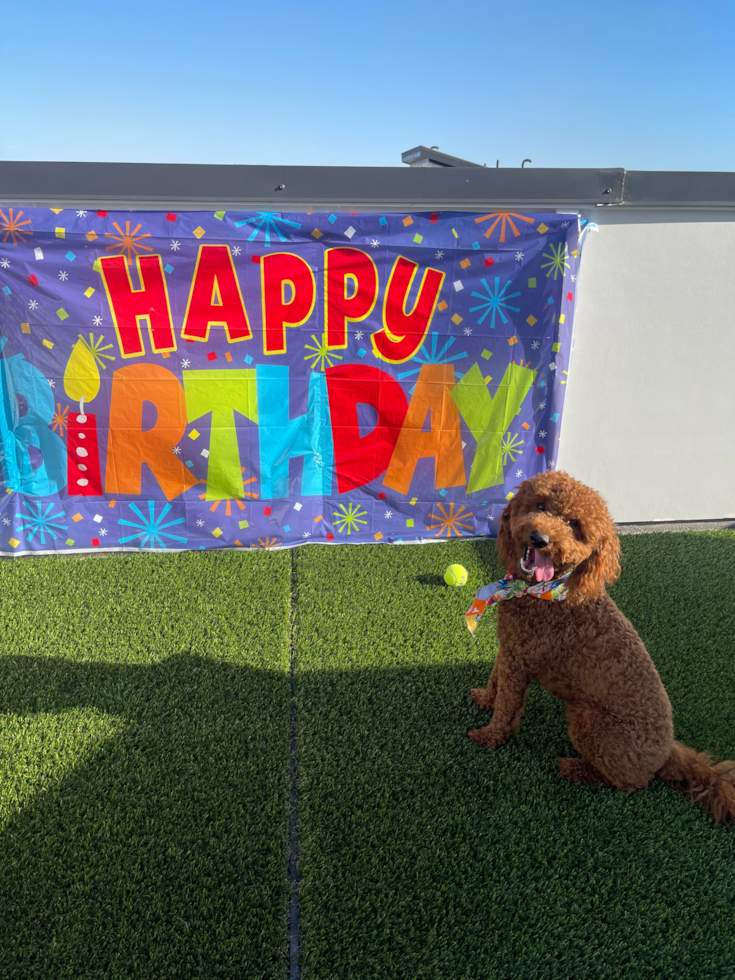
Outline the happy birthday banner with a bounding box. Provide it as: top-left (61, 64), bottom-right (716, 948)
top-left (0, 206), bottom-right (585, 555)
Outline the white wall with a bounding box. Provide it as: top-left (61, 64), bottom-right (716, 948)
top-left (557, 208), bottom-right (735, 523)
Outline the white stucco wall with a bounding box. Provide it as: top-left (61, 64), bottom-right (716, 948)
top-left (557, 208), bottom-right (735, 523)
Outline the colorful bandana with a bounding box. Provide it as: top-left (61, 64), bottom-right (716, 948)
top-left (465, 569), bottom-right (573, 635)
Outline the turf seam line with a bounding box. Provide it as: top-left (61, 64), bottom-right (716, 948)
top-left (288, 550), bottom-right (301, 980)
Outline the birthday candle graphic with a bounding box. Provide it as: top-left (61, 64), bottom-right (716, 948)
top-left (62, 334), bottom-right (115, 496)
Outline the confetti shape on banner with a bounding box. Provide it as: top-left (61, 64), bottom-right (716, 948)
top-left (484, 375), bottom-right (492, 384)
top-left (214, 211), bottom-right (226, 220)
top-left (42, 339), bottom-right (54, 349)
top-left (413, 234), bottom-right (423, 244)
top-left (537, 223), bottom-right (549, 234)
top-left (314, 515), bottom-right (322, 523)
top-left (72, 513), bottom-right (83, 522)
top-left (481, 349), bottom-right (492, 360)
top-left (567, 292), bottom-right (574, 301)
top-left (552, 342), bottom-right (561, 352)
top-left (453, 281), bottom-right (463, 292)
top-left (96, 210), bottom-right (108, 217)
top-left (508, 336), bottom-right (518, 346)
top-left (164, 264), bottom-right (173, 274)
top-left (93, 259), bottom-right (101, 272)
top-left (65, 538), bottom-right (74, 546)
top-left (93, 514), bottom-right (103, 523)
top-left (250, 255), bottom-right (261, 264)
top-left (528, 277), bottom-right (536, 287)
top-left (34, 247), bottom-right (43, 260)
top-left (212, 527), bottom-right (223, 537)
top-left (326, 532), bottom-right (334, 541)
top-left (536, 446), bottom-right (545, 454)
top-left (56, 309), bottom-right (68, 321)
top-left (55, 228), bottom-right (65, 239)
top-left (430, 213), bottom-right (439, 223)
top-left (406, 519), bottom-right (414, 528)
top-left (460, 258), bottom-right (471, 269)
top-left (506, 492), bottom-right (515, 500)
top-left (402, 216), bottom-right (413, 227)
top-left (21, 322), bottom-right (30, 334)
top-left (452, 228), bottom-right (458, 238)
top-left (522, 422), bottom-right (530, 430)
top-left (311, 228), bottom-right (323, 239)
top-left (410, 497), bottom-right (417, 505)
top-left (344, 226), bottom-right (356, 239)
top-left (283, 525), bottom-right (291, 533)
top-left (239, 519), bottom-right (249, 529)
top-left (263, 506), bottom-right (272, 517)
top-left (193, 226), bottom-right (206, 239)
top-left (2, 286), bottom-right (11, 296)
top-left (84, 287), bottom-right (95, 298)
top-left (374, 531), bottom-right (383, 541)
top-left (293, 501), bottom-right (303, 511)
top-left (451, 314), bottom-right (463, 326)
top-left (559, 313), bottom-right (566, 323)
top-left (437, 301), bottom-right (448, 311)
top-left (551, 413), bottom-right (560, 422)
top-left (484, 257), bottom-right (495, 268)
top-left (225, 352), bottom-right (233, 363)
top-left (8, 538), bottom-right (19, 548)
top-left (327, 214), bottom-right (337, 224)
top-left (166, 213), bottom-right (177, 222)
top-left (27, 274), bottom-right (38, 286)
top-left (188, 429), bottom-right (200, 440)
top-left (201, 448), bottom-right (210, 458)
top-left (207, 352), bottom-right (218, 361)
top-left (65, 251), bottom-right (76, 262)
top-left (527, 315), bottom-right (537, 326)
top-left (91, 537), bottom-right (101, 546)
top-left (85, 231), bottom-right (98, 242)
top-left (50, 209), bottom-right (63, 215)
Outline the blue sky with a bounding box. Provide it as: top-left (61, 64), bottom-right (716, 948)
top-left (2, 0), bottom-right (733, 170)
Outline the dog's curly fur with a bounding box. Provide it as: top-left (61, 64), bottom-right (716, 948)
top-left (468, 470), bottom-right (735, 824)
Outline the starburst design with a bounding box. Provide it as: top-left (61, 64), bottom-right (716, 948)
top-left (515, 251), bottom-right (524, 261)
top-left (254, 536), bottom-right (280, 549)
top-left (463, 327), bottom-right (472, 336)
top-left (515, 469), bottom-right (523, 478)
top-left (531, 340), bottom-right (540, 350)
top-left (92, 316), bottom-right (102, 326)
top-left (304, 333), bottom-right (343, 372)
top-left (333, 502), bottom-right (368, 535)
top-left (199, 468), bottom-right (258, 516)
top-left (370, 239), bottom-right (380, 248)
top-left (548, 460), bottom-right (556, 469)
top-left (76, 333), bottom-right (116, 370)
top-left (501, 432), bottom-right (524, 464)
top-left (354, 330), bottom-right (364, 340)
top-left (58, 270), bottom-right (68, 281)
top-left (541, 242), bottom-right (570, 280)
top-left (118, 501), bottom-right (187, 549)
top-left (571, 275), bottom-right (576, 283)
top-left (397, 331), bottom-right (468, 381)
top-left (28, 300), bottom-right (38, 310)
top-left (302, 531), bottom-right (311, 538)
top-left (196, 519), bottom-right (205, 527)
top-left (469, 277), bottom-right (521, 328)
top-left (99, 528), bottom-right (108, 536)
top-left (76, 210), bottom-right (88, 218)
top-left (231, 245), bottom-right (242, 256)
top-left (561, 221), bottom-right (570, 228)
top-left (171, 240), bottom-right (180, 251)
top-left (426, 502), bottom-right (474, 538)
top-left (435, 250), bottom-right (444, 259)
top-left (47, 378), bottom-right (55, 388)
top-left (1, 517), bottom-right (9, 526)
top-left (474, 212), bottom-right (535, 243)
top-left (539, 400), bottom-right (546, 410)
top-left (181, 358), bottom-right (190, 368)
top-left (172, 445), bottom-right (181, 455)
top-left (234, 212), bottom-right (301, 246)
top-left (384, 510), bottom-right (392, 519)
top-left (0, 208), bottom-right (32, 246)
top-left (0, 258), bottom-right (9, 269)
top-left (539, 429), bottom-right (547, 438)
top-left (16, 500), bottom-right (67, 544)
top-left (104, 221), bottom-right (153, 264)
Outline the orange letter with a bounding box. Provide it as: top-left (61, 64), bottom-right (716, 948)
top-left (261, 252), bottom-right (315, 355)
top-left (325, 247), bottom-right (378, 350)
top-left (99, 255), bottom-right (176, 358)
top-left (383, 363), bottom-right (466, 495)
top-left (181, 244), bottom-right (252, 343)
top-left (371, 256), bottom-right (444, 364)
top-left (105, 364), bottom-right (198, 501)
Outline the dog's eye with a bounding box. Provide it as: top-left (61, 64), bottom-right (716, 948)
top-left (536, 502), bottom-right (545, 511)
top-left (569, 519), bottom-right (579, 528)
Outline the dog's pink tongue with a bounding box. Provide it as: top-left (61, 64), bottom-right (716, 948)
top-left (532, 549), bottom-right (555, 582)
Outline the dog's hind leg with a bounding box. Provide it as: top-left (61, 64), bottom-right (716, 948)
top-left (558, 758), bottom-right (612, 786)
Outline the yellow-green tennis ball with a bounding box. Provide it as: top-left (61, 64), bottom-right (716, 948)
top-left (444, 564), bottom-right (468, 587)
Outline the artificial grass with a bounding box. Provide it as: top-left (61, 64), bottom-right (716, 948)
top-left (293, 533), bottom-right (735, 980)
top-left (0, 551), bottom-right (292, 980)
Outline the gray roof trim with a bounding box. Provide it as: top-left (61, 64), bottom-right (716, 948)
top-left (1, 161), bottom-right (734, 210)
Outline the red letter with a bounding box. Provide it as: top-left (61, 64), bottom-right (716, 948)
top-left (181, 244), bottom-right (252, 343)
top-left (326, 364), bottom-right (408, 493)
top-left (371, 257), bottom-right (445, 364)
top-left (99, 255), bottom-right (176, 358)
top-left (325, 248), bottom-right (378, 350)
top-left (262, 252), bottom-right (315, 355)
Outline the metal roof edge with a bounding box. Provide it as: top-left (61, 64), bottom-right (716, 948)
top-left (1, 162), bottom-right (735, 209)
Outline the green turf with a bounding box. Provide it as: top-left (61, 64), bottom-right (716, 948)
top-left (0, 551), bottom-right (292, 980)
top-left (293, 533), bottom-right (735, 980)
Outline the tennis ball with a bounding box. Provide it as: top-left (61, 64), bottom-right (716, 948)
top-left (444, 564), bottom-right (468, 587)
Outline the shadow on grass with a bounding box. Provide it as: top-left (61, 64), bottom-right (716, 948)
top-left (0, 654), bottom-right (290, 980)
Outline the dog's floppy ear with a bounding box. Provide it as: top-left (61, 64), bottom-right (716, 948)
top-left (495, 499), bottom-right (516, 569)
top-left (572, 524), bottom-right (621, 596)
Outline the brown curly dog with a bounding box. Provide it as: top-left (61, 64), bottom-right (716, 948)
top-left (468, 470), bottom-right (735, 823)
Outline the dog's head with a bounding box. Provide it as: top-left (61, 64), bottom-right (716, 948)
top-left (496, 471), bottom-right (620, 599)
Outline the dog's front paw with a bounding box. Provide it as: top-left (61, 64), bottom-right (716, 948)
top-left (468, 726), bottom-right (508, 749)
top-left (470, 688), bottom-right (495, 711)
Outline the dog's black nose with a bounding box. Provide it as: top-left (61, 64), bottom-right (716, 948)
top-left (529, 530), bottom-right (551, 549)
